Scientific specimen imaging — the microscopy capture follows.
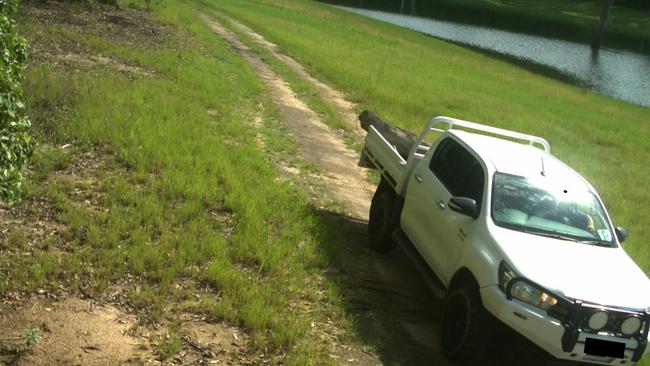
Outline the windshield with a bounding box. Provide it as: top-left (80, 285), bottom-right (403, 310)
top-left (491, 172), bottom-right (615, 246)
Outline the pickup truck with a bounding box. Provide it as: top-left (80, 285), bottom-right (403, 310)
top-left (358, 113), bottom-right (650, 365)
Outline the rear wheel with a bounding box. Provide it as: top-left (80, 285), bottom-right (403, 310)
top-left (368, 184), bottom-right (398, 253)
top-left (441, 285), bottom-right (487, 361)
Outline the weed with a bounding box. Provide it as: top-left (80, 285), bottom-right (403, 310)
top-left (155, 326), bottom-right (183, 361)
top-left (24, 326), bottom-right (41, 346)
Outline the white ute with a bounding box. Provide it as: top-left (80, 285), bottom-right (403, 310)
top-left (359, 115), bottom-right (650, 364)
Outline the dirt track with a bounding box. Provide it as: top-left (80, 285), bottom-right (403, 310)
top-left (203, 13), bottom-right (573, 366)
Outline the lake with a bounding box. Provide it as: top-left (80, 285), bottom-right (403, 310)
top-left (335, 6), bottom-right (650, 108)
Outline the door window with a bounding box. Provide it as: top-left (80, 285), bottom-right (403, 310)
top-left (429, 138), bottom-right (485, 208)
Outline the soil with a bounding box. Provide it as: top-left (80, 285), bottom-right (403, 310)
top-left (0, 297), bottom-right (254, 365)
top-left (204, 13), bottom-right (568, 366)
top-left (0, 297), bottom-right (149, 365)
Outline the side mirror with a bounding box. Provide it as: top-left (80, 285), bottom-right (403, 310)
top-left (615, 227), bottom-right (629, 243)
top-left (448, 197), bottom-right (479, 219)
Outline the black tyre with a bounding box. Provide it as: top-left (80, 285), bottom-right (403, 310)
top-left (368, 185), bottom-right (398, 253)
top-left (441, 285), bottom-right (487, 361)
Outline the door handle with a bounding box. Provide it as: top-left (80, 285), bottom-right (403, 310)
top-left (414, 174), bottom-right (423, 183)
top-left (436, 200), bottom-right (446, 209)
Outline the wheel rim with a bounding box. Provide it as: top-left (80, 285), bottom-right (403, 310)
top-left (442, 293), bottom-right (470, 355)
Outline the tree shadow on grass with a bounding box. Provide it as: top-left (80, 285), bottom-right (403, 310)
top-left (313, 208), bottom-right (572, 366)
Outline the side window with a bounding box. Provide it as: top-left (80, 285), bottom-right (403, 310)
top-left (429, 138), bottom-right (485, 208)
top-left (429, 138), bottom-right (462, 192)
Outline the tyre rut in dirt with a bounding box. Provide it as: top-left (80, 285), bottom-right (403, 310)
top-left (441, 285), bottom-right (488, 362)
top-left (368, 182), bottom-right (399, 253)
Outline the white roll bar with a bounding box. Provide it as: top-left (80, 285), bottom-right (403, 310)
top-left (417, 116), bottom-right (551, 154)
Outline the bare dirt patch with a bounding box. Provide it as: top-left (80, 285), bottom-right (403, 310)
top-left (175, 313), bottom-right (254, 365)
top-left (0, 297), bottom-right (150, 365)
top-left (0, 298), bottom-right (252, 366)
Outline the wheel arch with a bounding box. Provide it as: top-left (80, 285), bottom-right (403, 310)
top-left (375, 176), bottom-right (396, 197)
top-left (373, 176), bottom-right (404, 220)
top-left (448, 267), bottom-right (479, 293)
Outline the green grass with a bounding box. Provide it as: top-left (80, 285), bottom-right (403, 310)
top-left (9, 0), bottom-right (360, 363)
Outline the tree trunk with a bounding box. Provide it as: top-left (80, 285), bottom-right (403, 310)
top-left (358, 110), bottom-right (418, 159)
top-left (592, 0), bottom-right (614, 50)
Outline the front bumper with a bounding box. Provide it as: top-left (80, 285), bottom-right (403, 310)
top-left (481, 286), bottom-right (650, 365)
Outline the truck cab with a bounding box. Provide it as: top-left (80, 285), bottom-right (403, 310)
top-left (360, 115), bottom-right (650, 364)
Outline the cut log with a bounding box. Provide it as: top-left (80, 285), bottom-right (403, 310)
top-left (359, 110), bottom-right (418, 159)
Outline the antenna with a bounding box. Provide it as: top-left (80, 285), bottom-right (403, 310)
top-left (540, 157), bottom-right (546, 176)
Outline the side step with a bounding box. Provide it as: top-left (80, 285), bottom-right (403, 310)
top-left (392, 229), bottom-right (447, 300)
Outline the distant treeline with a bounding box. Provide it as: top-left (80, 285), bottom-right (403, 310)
top-left (618, 0), bottom-right (650, 9)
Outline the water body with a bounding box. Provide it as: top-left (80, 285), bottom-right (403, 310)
top-left (336, 6), bottom-right (650, 108)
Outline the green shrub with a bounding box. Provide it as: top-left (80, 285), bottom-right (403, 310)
top-left (0, 0), bottom-right (33, 203)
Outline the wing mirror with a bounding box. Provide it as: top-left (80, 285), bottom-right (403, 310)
top-left (615, 227), bottom-right (629, 243)
top-left (448, 197), bottom-right (479, 219)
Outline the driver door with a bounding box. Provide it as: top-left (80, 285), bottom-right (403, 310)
top-left (402, 137), bottom-right (485, 283)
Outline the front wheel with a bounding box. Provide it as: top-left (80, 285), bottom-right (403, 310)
top-left (368, 188), bottom-right (398, 253)
top-left (441, 285), bottom-right (487, 361)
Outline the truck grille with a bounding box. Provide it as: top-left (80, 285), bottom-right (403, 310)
top-left (549, 299), bottom-right (649, 338)
top-left (551, 299), bottom-right (649, 361)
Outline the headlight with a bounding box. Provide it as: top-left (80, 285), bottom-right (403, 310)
top-left (499, 261), bottom-right (558, 311)
top-left (510, 280), bottom-right (559, 311)
top-left (587, 311), bottom-right (609, 331)
top-left (498, 261), bottom-right (516, 292)
top-left (620, 316), bottom-right (642, 336)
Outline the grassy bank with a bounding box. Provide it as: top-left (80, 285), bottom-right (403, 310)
top-left (208, 0), bottom-right (650, 289)
top-left (8, 0), bottom-right (358, 363)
